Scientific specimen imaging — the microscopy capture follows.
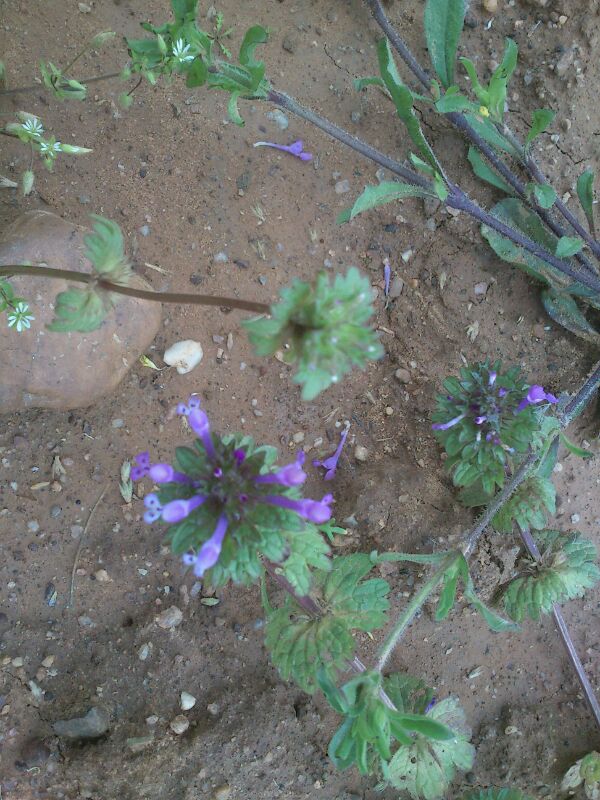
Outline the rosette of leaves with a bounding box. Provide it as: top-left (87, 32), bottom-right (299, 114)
top-left (562, 751), bottom-right (600, 800)
top-left (319, 670), bottom-right (453, 776)
top-left (498, 530), bottom-right (600, 622)
top-left (244, 267), bottom-right (384, 400)
top-left (432, 361), bottom-right (549, 496)
top-left (157, 433), bottom-right (331, 587)
top-left (264, 554), bottom-right (389, 692)
top-left (461, 790), bottom-right (535, 800)
top-left (380, 690), bottom-right (475, 800)
top-left (48, 216), bottom-right (132, 333)
top-left (126, 0), bottom-right (270, 124)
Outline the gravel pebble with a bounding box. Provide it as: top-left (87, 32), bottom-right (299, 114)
top-left (156, 606), bottom-right (183, 629)
top-left (169, 715), bottom-right (190, 735)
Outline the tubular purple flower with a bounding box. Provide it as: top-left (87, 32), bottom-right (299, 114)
top-left (474, 415), bottom-right (487, 425)
top-left (177, 396), bottom-right (216, 459)
top-left (488, 371), bottom-right (497, 386)
top-left (182, 514), bottom-right (228, 577)
top-left (253, 139), bottom-right (313, 161)
top-left (383, 259), bottom-right (391, 297)
top-left (143, 493), bottom-right (162, 523)
top-left (261, 493), bottom-right (333, 523)
top-left (516, 384), bottom-right (559, 413)
top-left (161, 494), bottom-right (207, 524)
top-left (498, 388), bottom-right (507, 397)
top-left (148, 463), bottom-right (193, 484)
top-left (313, 425), bottom-right (350, 481)
top-left (131, 451), bottom-right (151, 481)
top-left (255, 451), bottom-right (307, 487)
top-left (234, 449), bottom-right (246, 464)
top-left (431, 413), bottom-right (466, 431)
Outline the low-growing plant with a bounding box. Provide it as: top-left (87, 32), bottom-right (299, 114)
top-left (1, 0), bottom-right (600, 796)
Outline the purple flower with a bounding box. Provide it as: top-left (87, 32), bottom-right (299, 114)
top-left (516, 384), bottom-right (558, 413)
top-left (131, 451), bottom-right (151, 481)
top-left (498, 388), bottom-right (507, 397)
top-left (474, 415), bottom-right (487, 425)
top-left (131, 453), bottom-right (193, 484)
top-left (253, 139), bottom-right (313, 161)
top-left (488, 371), bottom-right (497, 386)
top-left (313, 425), bottom-right (350, 481)
top-left (432, 413), bottom-right (466, 431)
top-left (183, 514), bottom-right (228, 577)
top-left (262, 493), bottom-right (333, 524)
top-left (424, 697), bottom-right (437, 714)
top-left (383, 259), bottom-right (391, 297)
top-left (177, 395), bottom-right (216, 459)
top-left (255, 452), bottom-right (307, 487)
top-left (143, 492), bottom-right (206, 524)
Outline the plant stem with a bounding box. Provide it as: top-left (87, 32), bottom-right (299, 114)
top-left (267, 90), bottom-right (600, 293)
top-left (519, 525), bottom-right (600, 731)
top-left (375, 555), bottom-right (456, 673)
top-left (0, 264), bottom-right (270, 315)
top-left (363, 0), bottom-right (600, 276)
top-left (0, 71), bottom-right (122, 96)
top-left (560, 360), bottom-right (600, 424)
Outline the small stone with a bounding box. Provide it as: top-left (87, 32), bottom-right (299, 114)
top-left (292, 432), bottom-right (305, 444)
top-left (71, 525), bottom-right (84, 539)
top-left (78, 615), bottom-right (95, 627)
top-left (570, 513), bottom-right (580, 524)
top-left (482, 0), bottom-right (497, 12)
top-left (385, 407), bottom-right (394, 416)
top-left (146, 715), bottom-right (159, 726)
top-left (282, 33), bottom-right (298, 53)
top-left (53, 707), bottom-right (110, 740)
top-left (163, 340), bottom-right (203, 374)
top-left (389, 275), bottom-right (404, 298)
top-left (50, 504), bottom-right (62, 518)
top-left (180, 691), bottom-right (197, 711)
top-left (169, 715), bottom-right (190, 735)
top-left (78, 2), bottom-right (91, 11)
top-left (111, 418), bottom-right (125, 429)
top-left (335, 179), bottom-right (350, 194)
top-left (354, 445), bottom-right (369, 462)
top-left (42, 655), bottom-right (55, 668)
top-left (395, 368), bottom-right (411, 384)
top-left (138, 643), bottom-right (153, 661)
top-left (265, 110), bottom-right (289, 130)
top-left (94, 569), bottom-right (112, 582)
top-left (27, 520), bottom-right (40, 533)
top-left (77, 194), bottom-right (91, 204)
top-left (18, 738), bottom-right (52, 768)
top-left (156, 606), bottom-right (183, 629)
top-left (12, 656), bottom-right (24, 668)
top-left (139, 224), bottom-right (150, 237)
top-left (213, 251), bottom-right (229, 263)
top-left (350, 110), bottom-right (361, 123)
top-left (127, 735), bottom-right (154, 752)
top-left (207, 702), bottom-right (220, 716)
top-left (212, 785), bottom-right (231, 800)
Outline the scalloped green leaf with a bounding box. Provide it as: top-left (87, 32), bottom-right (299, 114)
top-left (382, 696), bottom-right (475, 800)
top-left (276, 525), bottom-right (331, 596)
top-left (492, 476), bottom-right (555, 534)
top-left (501, 530), bottom-right (600, 622)
top-left (46, 287), bottom-right (109, 333)
top-left (525, 108), bottom-right (555, 147)
top-left (84, 215), bottom-right (132, 284)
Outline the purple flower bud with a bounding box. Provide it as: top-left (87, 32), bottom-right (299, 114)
top-left (474, 415), bottom-right (487, 425)
top-left (253, 139), bottom-right (313, 161)
top-left (177, 396), bottom-right (216, 459)
top-left (234, 449), bottom-right (246, 464)
top-left (213, 466), bottom-right (223, 478)
top-left (313, 425), bottom-right (350, 481)
top-left (148, 463), bottom-right (193, 484)
top-left (383, 259), bottom-right (391, 297)
top-left (183, 514), bottom-right (228, 577)
top-left (261, 493), bottom-right (333, 523)
top-left (143, 493), bottom-right (163, 523)
top-left (161, 494), bottom-right (206, 524)
top-left (432, 413), bottom-right (466, 431)
top-left (256, 452), bottom-right (307, 487)
top-left (424, 698), bottom-right (437, 714)
top-left (131, 451), bottom-right (151, 481)
top-left (498, 388), bottom-right (507, 397)
top-left (488, 371), bottom-right (497, 386)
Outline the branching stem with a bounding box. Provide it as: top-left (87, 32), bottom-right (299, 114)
top-left (0, 71), bottom-right (122, 97)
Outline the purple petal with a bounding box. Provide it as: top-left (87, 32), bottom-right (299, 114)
top-left (193, 514), bottom-right (228, 577)
top-left (527, 385), bottom-right (547, 404)
top-left (488, 371), bottom-right (497, 386)
top-left (313, 426), bottom-right (350, 481)
top-left (474, 415), bottom-right (487, 425)
top-left (255, 451), bottom-right (307, 487)
top-left (498, 388), bottom-right (507, 397)
top-left (431, 413), bottom-right (466, 431)
top-left (161, 494), bottom-right (206, 524)
top-left (383, 259), bottom-right (391, 297)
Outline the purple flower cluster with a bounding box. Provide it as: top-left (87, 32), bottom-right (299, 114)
top-left (132, 396), bottom-right (333, 579)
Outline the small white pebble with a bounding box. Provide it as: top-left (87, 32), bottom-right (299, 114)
top-left (385, 406), bottom-right (394, 416)
top-left (570, 513), bottom-right (580, 524)
top-left (354, 445), bottom-right (369, 463)
top-left (163, 340), bottom-right (203, 374)
top-left (180, 692), bottom-right (197, 711)
top-left (170, 715), bottom-right (190, 735)
top-left (292, 432), bottom-right (305, 444)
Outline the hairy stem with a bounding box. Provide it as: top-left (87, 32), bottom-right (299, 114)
top-left (375, 554), bottom-right (456, 673)
top-left (0, 265), bottom-right (270, 315)
top-left (0, 71), bottom-right (122, 96)
top-left (363, 0), bottom-right (600, 276)
top-left (267, 90), bottom-right (600, 293)
top-left (519, 525), bottom-right (600, 731)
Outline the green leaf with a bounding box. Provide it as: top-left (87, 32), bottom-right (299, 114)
top-left (462, 789), bottom-right (536, 800)
top-left (186, 56), bottom-right (208, 87)
top-left (227, 91), bottom-right (243, 125)
top-left (354, 75), bottom-right (385, 91)
top-left (500, 530), bottom-right (600, 622)
top-left (492, 476), bottom-right (556, 533)
top-left (84, 215), bottom-right (132, 284)
top-left (46, 287), bottom-right (109, 333)
top-left (467, 115), bottom-right (521, 158)
top-left (377, 38), bottom-right (438, 170)
top-left (345, 181), bottom-right (433, 221)
top-left (529, 182), bottom-right (556, 209)
top-left (467, 147), bottom-right (514, 195)
top-left (576, 169), bottom-right (595, 235)
top-left (244, 268), bottom-right (383, 401)
top-left (264, 555), bottom-right (389, 692)
top-left (560, 431), bottom-right (594, 459)
top-left (464, 586), bottom-right (519, 632)
top-left (556, 236), bottom-right (584, 258)
top-left (423, 0), bottom-right (466, 88)
top-left (21, 170), bottom-right (34, 197)
top-left (40, 61), bottom-right (87, 101)
top-left (459, 58), bottom-right (489, 106)
top-left (171, 0), bottom-right (198, 23)
top-left (487, 39), bottom-right (518, 120)
top-left (239, 25), bottom-right (269, 69)
top-left (435, 93), bottom-right (481, 114)
top-left (382, 697), bottom-right (475, 800)
top-left (541, 288), bottom-right (600, 343)
top-left (525, 108), bottom-right (555, 146)
top-left (372, 551), bottom-right (451, 565)
top-left (277, 525), bottom-right (331, 596)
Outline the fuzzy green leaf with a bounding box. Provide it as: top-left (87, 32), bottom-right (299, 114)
top-left (576, 169), bottom-right (595, 235)
top-left (46, 287), bottom-right (109, 333)
top-left (560, 431), bottom-right (594, 459)
top-left (529, 182), bottom-right (556, 209)
top-left (462, 789), bottom-right (536, 800)
top-left (541, 288), bottom-right (600, 343)
top-left (501, 530), bottom-right (600, 622)
top-left (487, 39), bottom-right (518, 120)
top-left (467, 115), bottom-right (521, 158)
top-left (423, 0), bottom-right (466, 88)
top-left (277, 526), bottom-right (331, 596)
top-left (556, 235), bottom-right (584, 258)
top-left (84, 215), bottom-right (132, 284)
top-left (354, 75), bottom-right (386, 91)
top-left (467, 147), bottom-right (514, 195)
top-left (264, 555), bottom-right (389, 692)
top-left (382, 696), bottom-right (475, 800)
top-left (244, 268), bottom-right (383, 400)
top-left (343, 181), bottom-right (434, 221)
top-left (525, 108), bottom-right (555, 146)
top-left (492, 476), bottom-right (556, 534)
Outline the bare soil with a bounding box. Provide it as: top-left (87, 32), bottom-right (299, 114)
top-left (1, 1), bottom-right (599, 798)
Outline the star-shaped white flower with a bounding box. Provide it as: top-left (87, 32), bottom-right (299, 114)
top-left (172, 38), bottom-right (194, 63)
top-left (22, 118), bottom-right (44, 138)
top-left (7, 302), bottom-right (35, 333)
top-left (39, 140), bottom-right (62, 155)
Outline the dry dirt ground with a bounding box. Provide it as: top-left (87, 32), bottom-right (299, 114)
top-left (1, 0), bottom-right (599, 798)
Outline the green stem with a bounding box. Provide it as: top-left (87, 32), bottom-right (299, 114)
top-left (0, 71), bottom-right (122, 97)
top-left (0, 264), bottom-right (270, 315)
top-left (375, 554), bottom-right (457, 672)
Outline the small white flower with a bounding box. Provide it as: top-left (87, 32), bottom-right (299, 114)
top-left (7, 302), bottom-right (35, 333)
top-left (39, 140), bottom-right (62, 155)
top-left (172, 38), bottom-right (194, 63)
top-left (22, 118), bottom-right (44, 138)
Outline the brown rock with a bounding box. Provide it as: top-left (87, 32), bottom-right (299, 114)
top-left (0, 211), bottom-right (161, 412)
